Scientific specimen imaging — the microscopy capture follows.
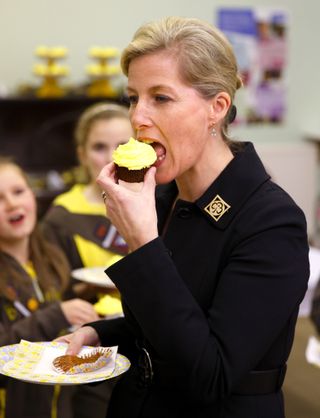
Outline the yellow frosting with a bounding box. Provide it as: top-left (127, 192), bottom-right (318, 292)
top-left (112, 137), bottom-right (157, 170)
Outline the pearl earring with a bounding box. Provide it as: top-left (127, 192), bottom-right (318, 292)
top-left (211, 126), bottom-right (217, 137)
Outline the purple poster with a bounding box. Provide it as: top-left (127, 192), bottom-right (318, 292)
top-left (217, 8), bottom-right (288, 124)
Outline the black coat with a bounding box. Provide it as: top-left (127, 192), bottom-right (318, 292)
top-left (92, 142), bottom-right (309, 418)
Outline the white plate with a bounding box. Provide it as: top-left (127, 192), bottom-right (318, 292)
top-left (0, 340), bottom-right (130, 385)
top-left (71, 267), bottom-right (115, 288)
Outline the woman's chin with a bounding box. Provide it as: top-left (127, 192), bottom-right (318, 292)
top-left (155, 171), bottom-right (174, 185)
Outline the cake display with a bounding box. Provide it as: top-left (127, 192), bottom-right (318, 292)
top-left (52, 348), bottom-right (111, 374)
top-left (112, 137), bottom-right (157, 188)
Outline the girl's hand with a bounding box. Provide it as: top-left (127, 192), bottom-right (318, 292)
top-left (61, 299), bottom-right (99, 326)
top-left (97, 163), bottom-right (158, 251)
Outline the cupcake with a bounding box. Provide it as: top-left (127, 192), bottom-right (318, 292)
top-left (112, 137), bottom-right (157, 189)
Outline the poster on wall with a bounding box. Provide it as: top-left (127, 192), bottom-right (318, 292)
top-left (216, 7), bottom-right (288, 125)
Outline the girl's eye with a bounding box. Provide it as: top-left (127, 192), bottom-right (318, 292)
top-left (128, 95), bottom-right (138, 105)
top-left (14, 187), bottom-right (26, 195)
top-left (92, 143), bottom-right (107, 152)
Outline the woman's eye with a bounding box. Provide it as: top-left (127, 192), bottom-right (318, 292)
top-left (155, 95), bottom-right (170, 103)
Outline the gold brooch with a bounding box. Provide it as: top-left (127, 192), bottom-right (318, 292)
top-left (204, 194), bottom-right (231, 221)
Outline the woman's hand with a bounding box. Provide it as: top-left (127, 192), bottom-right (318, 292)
top-left (55, 326), bottom-right (100, 355)
top-left (97, 163), bottom-right (159, 251)
top-left (61, 299), bottom-right (99, 326)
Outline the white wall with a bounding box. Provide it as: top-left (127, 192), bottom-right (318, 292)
top-left (2, 0), bottom-right (320, 139)
top-left (254, 141), bottom-right (318, 236)
top-left (1, 0), bottom-right (319, 234)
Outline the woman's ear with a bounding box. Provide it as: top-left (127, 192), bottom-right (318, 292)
top-left (209, 92), bottom-right (231, 123)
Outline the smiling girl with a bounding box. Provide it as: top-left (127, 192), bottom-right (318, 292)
top-left (0, 157), bottom-right (98, 418)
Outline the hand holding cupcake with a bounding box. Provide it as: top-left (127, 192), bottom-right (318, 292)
top-left (96, 137), bottom-right (158, 251)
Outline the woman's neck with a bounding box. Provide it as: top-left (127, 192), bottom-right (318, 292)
top-left (176, 138), bottom-right (234, 202)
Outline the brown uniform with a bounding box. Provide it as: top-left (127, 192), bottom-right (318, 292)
top-left (0, 252), bottom-right (73, 418)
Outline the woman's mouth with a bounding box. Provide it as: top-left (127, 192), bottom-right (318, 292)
top-left (139, 138), bottom-right (166, 168)
top-left (151, 142), bottom-right (166, 167)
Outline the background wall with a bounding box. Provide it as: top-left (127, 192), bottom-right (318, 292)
top-left (1, 0), bottom-right (320, 135)
top-left (0, 0), bottom-right (319, 234)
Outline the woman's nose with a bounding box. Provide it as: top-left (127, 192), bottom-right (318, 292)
top-left (130, 102), bottom-right (152, 131)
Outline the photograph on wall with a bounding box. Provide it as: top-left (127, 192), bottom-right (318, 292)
top-left (216, 7), bottom-right (288, 125)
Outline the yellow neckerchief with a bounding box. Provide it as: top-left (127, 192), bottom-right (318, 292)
top-left (51, 385), bottom-right (60, 418)
top-left (23, 260), bottom-right (36, 279)
top-left (74, 235), bottom-right (123, 268)
top-left (0, 388), bottom-right (5, 418)
top-left (5, 262), bottom-right (60, 418)
top-left (54, 184), bottom-right (123, 315)
top-left (22, 261), bottom-right (44, 309)
top-left (53, 184), bottom-right (106, 215)
top-left (54, 184), bottom-right (119, 266)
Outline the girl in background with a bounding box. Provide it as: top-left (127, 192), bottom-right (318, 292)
top-left (42, 102), bottom-right (132, 304)
top-left (0, 157), bottom-right (98, 418)
top-left (42, 103), bottom-right (133, 418)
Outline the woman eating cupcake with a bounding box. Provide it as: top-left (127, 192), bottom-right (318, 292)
top-left (57, 16), bottom-right (309, 418)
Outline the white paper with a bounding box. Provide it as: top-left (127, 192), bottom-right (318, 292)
top-left (305, 335), bottom-right (320, 367)
top-left (34, 345), bottom-right (118, 376)
top-left (299, 246), bottom-right (320, 317)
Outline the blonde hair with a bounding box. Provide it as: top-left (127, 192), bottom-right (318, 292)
top-left (75, 102), bottom-right (130, 148)
top-left (121, 16), bottom-right (242, 142)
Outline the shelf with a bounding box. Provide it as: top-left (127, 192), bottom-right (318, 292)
top-left (0, 96), bottom-right (127, 172)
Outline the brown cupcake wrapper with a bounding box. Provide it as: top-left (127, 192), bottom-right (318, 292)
top-left (115, 165), bottom-right (149, 183)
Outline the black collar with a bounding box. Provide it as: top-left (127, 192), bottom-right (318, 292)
top-left (156, 142), bottom-right (270, 231)
top-left (197, 142), bottom-right (270, 229)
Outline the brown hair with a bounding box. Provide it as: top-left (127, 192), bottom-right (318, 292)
top-left (0, 155), bottom-right (30, 185)
top-left (121, 16), bottom-right (242, 143)
top-left (0, 157), bottom-right (70, 294)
